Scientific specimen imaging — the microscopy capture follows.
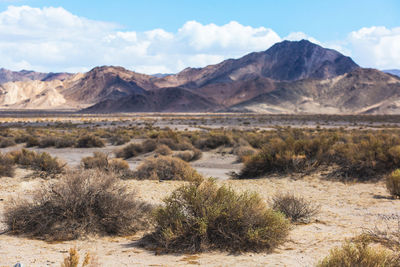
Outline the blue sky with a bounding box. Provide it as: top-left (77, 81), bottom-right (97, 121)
top-left (0, 0), bottom-right (398, 73)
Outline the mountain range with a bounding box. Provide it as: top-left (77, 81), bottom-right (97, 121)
top-left (0, 40), bottom-right (400, 114)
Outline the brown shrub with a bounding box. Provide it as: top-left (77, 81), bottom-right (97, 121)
top-left (317, 240), bottom-right (400, 267)
top-left (0, 137), bottom-right (16, 148)
top-left (134, 156), bottom-right (202, 181)
top-left (386, 169), bottom-right (400, 198)
top-left (194, 132), bottom-right (233, 150)
top-left (61, 248), bottom-right (98, 267)
top-left (25, 136), bottom-right (39, 147)
top-left (115, 139), bottom-right (157, 159)
top-left (272, 193), bottom-right (319, 223)
top-left (144, 179), bottom-right (290, 252)
top-left (233, 145), bottom-right (258, 162)
top-left (9, 149), bottom-right (64, 175)
top-left (81, 152), bottom-right (109, 170)
top-left (76, 135), bottom-right (105, 148)
top-left (0, 153), bottom-right (15, 177)
top-left (5, 170), bottom-right (153, 241)
top-left (155, 144), bottom-right (172, 156)
top-left (174, 149), bottom-right (202, 162)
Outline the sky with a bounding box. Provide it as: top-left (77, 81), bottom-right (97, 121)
top-left (0, 0), bottom-right (399, 73)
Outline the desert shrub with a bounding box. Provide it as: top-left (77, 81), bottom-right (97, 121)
top-left (194, 132), bottom-right (233, 150)
top-left (61, 247), bottom-right (97, 267)
top-left (9, 149), bottom-right (64, 175)
top-left (81, 152), bottom-right (130, 175)
top-left (144, 179), bottom-right (290, 252)
top-left (38, 136), bottom-right (58, 148)
top-left (134, 156), bottom-right (202, 181)
top-left (142, 139), bottom-right (157, 152)
top-left (387, 169), bottom-right (400, 198)
top-left (55, 136), bottom-right (76, 148)
top-left (115, 143), bottom-right (143, 159)
top-left (81, 152), bottom-right (108, 170)
top-left (25, 136), bottom-right (39, 147)
top-left (174, 149), bottom-right (202, 162)
top-left (272, 193), bottom-right (319, 223)
top-left (155, 144), bottom-right (172, 156)
top-left (233, 145), bottom-right (258, 162)
top-left (76, 135), bottom-right (105, 148)
top-left (157, 137), bottom-right (193, 151)
top-left (5, 170), bottom-right (152, 241)
top-left (0, 137), bottom-right (16, 148)
top-left (109, 134), bottom-right (130, 145)
top-left (317, 240), bottom-right (400, 267)
top-left (0, 153), bottom-right (15, 177)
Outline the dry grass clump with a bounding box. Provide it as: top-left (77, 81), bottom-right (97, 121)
top-left (386, 169), bottom-right (400, 198)
top-left (61, 248), bottom-right (98, 267)
top-left (5, 170), bottom-right (153, 241)
top-left (0, 152), bottom-right (15, 177)
top-left (81, 152), bottom-right (130, 177)
top-left (134, 156), bottom-right (202, 181)
top-left (9, 149), bottom-right (64, 175)
top-left (144, 179), bottom-right (290, 253)
top-left (174, 149), bottom-right (202, 162)
top-left (76, 135), bottom-right (105, 148)
top-left (155, 144), bottom-right (172, 156)
top-left (233, 145), bottom-right (258, 162)
top-left (272, 193), bottom-right (319, 223)
top-left (317, 240), bottom-right (400, 267)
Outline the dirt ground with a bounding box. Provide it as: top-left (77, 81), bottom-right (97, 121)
top-left (0, 166), bottom-right (399, 266)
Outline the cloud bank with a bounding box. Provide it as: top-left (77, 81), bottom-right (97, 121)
top-left (0, 5), bottom-right (398, 74)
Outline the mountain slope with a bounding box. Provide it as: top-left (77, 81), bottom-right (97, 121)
top-left (383, 69), bottom-right (400, 78)
top-left (0, 68), bottom-right (72, 84)
top-left (229, 69), bottom-right (400, 114)
top-left (153, 40), bottom-right (359, 89)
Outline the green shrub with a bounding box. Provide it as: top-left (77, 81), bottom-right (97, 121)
top-left (134, 156), bottom-right (202, 181)
top-left (144, 179), bottom-right (290, 252)
top-left (76, 135), bottom-right (105, 148)
top-left (0, 153), bottom-right (15, 177)
top-left (317, 240), bottom-right (400, 267)
top-left (5, 170), bottom-right (152, 241)
top-left (386, 169), bottom-right (400, 198)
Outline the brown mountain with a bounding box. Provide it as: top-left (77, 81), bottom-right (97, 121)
top-left (0, 68), bottom-right (72, 84)
top-left (1, 40), bottom-right (399, 114)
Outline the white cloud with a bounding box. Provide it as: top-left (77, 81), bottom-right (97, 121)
top-left (0, 5), bottom-right (398, 74)
top-left (347, 26), bottom-right (400, 69)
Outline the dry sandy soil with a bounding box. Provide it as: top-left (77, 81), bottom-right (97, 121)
top-left (0, 165), bottom-right (399, 266)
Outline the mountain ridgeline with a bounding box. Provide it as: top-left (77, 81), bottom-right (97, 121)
top-left (0, 40), bottom-right (399, 114)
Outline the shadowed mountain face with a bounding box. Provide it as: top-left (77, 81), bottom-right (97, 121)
top-left (383, 69), bottom-right (400, 78)
top-left (0, 40), bottom-right (399, 114)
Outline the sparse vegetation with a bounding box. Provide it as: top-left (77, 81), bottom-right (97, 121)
top-left (144, 179), bottom-right (290, 252)
top-left (134, 156), bottom-right (202, 181)
top-left (386, 169), bottom-right (400, 198)
top-left (5, 170), bottom-right (153, 241)
top-left (317, 240), bottom-right (400, 267)
top-left (155, 144), bottom-right (172, 156)
top-left (76, 135), bottom-right (105, 148)
top-left (0, 152), bottom-right (15, 177)
top-left (272, 193), bottom-right (319, 223)
top-left (9, 149), bottom-right (64, 175)
top-left (174, 149), bottom-right (202, 162)
top-left (61, 248), bottom-right (97, 267)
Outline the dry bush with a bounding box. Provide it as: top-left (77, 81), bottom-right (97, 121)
top-left (317, 240), bottom-right (400, 267)
top-left (272, 193), bottom-right (319, 223)
top-left (38, 136), bottom-right (58, 148)
top-left (76, 135), bottom-right (105, 148)
top-left (61, 247), bottom-right (98, 267)
top-left (55, 136), bottom-right (76, 148)
top-left (155, 144), bottom-right (172, 156)
top-left (81, 152), bottom-right (108, 170)
top-left (233, 145), bottom-right (258, 162)
top-left (109, 133), bottom-right (130, 145)
top-left (0, 153), bottom-right (15, 177)
top-left (9, 149), bottom-right (64, 175)
top-left (0, 137), bottom-right (16, 148)
top-left (386, 169), bottom-right (400, 198)
top-left (174, 149), bottom-right (202, 162)
top-left (144, 179), bottom-right (290, 252)
top-left (134, 156), bottom-right (202, 181)
top-left (194, 132), bottom-right (233, 150)
top-left (5, 170), bottom-right (153, 241)
top-left (81, 152), bottom-right (130, 177)
top-left (25, 136), bottom-right (39, 147)
top-left (115, 140), bottom-right (157, 159)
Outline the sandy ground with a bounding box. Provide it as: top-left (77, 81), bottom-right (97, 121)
top-left (1, 165), bottom-right (399, 266)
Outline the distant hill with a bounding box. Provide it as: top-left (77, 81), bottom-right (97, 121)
top-left (383, 69), bottom-right (400, 78)
top-left (1, 40), bottom-right (400, 114)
